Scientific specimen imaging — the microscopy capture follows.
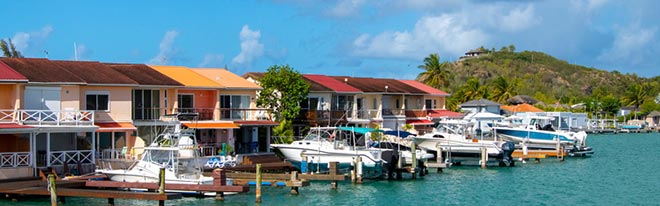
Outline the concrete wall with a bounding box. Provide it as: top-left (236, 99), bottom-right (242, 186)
top-left (0, 167), bottom-right (33, 179)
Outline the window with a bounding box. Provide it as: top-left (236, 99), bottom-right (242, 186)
top-left (220, 95), bottom-right (250, 119)
top-left (86, 92), bottom-right (109, 111)
top-left (133, 89), bottom-right (160, 120)
top-left (331, 95), bottom-right (353, 111)
top-left (425, 99), bottom-right (433, 110)
top-left (177, 94), bottom-right (194, 113)
top-left (373, 98), bottom-right (377, 109)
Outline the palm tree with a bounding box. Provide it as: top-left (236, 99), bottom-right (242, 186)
top-left (0, 38), bottom-right (23, 58)
top-left (461, 77), bottom-right (487, 103)
top-left (621, 83), bottom-right (649, 119)
top-left (417, 53), bottom-right (452, 89)
top-left (490, 76), bottom-right (517, 103)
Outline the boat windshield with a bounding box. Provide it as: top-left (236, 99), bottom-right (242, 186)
top-left (303, 130), bottom-right (334, 141)
top-left (143, 149), bottom-right (175, 167)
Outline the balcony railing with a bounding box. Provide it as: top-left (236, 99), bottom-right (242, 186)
top-left (174, 108), bottom-right (215, 120)
top-left (0, 109), bottom-right (94, 126)
top-left (0, 152), bottom-right (31, 168)
top-left (132, 107), bottom-right (166, 120)
top-left (220, 108), bottom-right (271, 121)
top-left (48, 150), bottom-right (93, 166)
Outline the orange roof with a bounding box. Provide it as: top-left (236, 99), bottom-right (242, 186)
top-left (182, 122), bottom-right (239, 129)
top-left (149, 66), bottom-right (223, 88)
top-left (95, 122), bottom-right (137, 131)
top-left (501, 103), bottom-right (544, 113)
top-left (191, 68), bottom-right (261, 90)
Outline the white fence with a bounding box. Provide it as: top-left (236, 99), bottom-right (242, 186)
top-left (0, 109), bottom-right (94, 126)
top-left (49, 150), bottom-right (93, 166)
top-left (0, 152), bottom-right (31, 168)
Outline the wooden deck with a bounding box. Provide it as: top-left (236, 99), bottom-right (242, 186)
top-left (0, 179), bottom-right (181, 201)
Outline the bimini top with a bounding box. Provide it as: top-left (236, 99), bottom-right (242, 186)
top-left (337, 127), bottom-right (384, 134)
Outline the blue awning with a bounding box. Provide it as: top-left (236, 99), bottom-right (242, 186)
top-left (383, 130), bottom-right (415, 138)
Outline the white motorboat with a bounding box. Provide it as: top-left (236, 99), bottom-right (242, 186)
top-left (271, 127), bottom-right (388, 178)
top-left (412, 120), bottom-right (515, 165)
top-left (97, 115), bottom-right (228, 195)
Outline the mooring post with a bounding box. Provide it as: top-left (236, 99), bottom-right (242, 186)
top-left (411, 142), bottom-right (417, 179)
top-left (256, 164), bottom-right (262, 203)
top-left (158, 167), bottom-right (165, 194)
top-left (480, 147), bottom-right (487, 169)
top-left (436, 145), bottom-right (444, 173)
top-left (301, 155), bottom-right (308, 174)
top-left (356, 156), bottom-right (363, 184)
top-left (330, 162), bottom-right (338, 190)
top-left (107, 198), bottom-right (115, 206)
top-left (290, 171), bottom-right (299, 195)
top-left (213, 169), bottom-right (226, 201)
top-left (350, 158), bottom-right (356, 183)
top-left (48, 174), bottom-right (57, 206)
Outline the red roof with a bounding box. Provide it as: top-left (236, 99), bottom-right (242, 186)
top-left (0, 60), bottom-right (28, 82)
top-left (303, 74), bottom-right (361, 93)
top-left (95, 122), bottom-right (137, 132)
top-left (406, 119), bottom-right (434, 125)
top-left (398, 80), bottom-right (449, 95)
top-left (427, 110), bottom-right (463, 118)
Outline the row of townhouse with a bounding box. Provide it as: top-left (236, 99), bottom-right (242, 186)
top-left (243, 73), bottom-right (462, 135)
top-left (0, 58), bottom-right (274, 179)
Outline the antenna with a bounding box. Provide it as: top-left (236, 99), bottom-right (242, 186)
top-left (73, 42), bottom-right (78, 60)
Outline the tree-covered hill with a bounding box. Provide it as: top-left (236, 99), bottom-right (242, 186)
top-left (417, 47), bottom-right (660, 115)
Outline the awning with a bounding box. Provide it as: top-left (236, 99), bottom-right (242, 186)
top-left (182, 122), bottom-right (239, 129)
top-left (427, 110), bottom-right (463, 118)
top-left (233, 120), bottom-right (279, 126)
top-left (0, 123), bottom-right (35, 134)
top-left (95, 122), bottom-right (137, 132)
top-left (406, 119), bottom-right (435, 125)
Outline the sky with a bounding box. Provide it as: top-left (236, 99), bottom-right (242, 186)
top-left (1, 0), bottom-right (659, 79)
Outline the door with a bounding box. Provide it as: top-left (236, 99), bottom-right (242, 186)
top-left (24, 87), bottom-right (61, 121)
top-left (178, 94), bottom-right (194, 113)
top-left (381, 96), bottom-right (392, 115)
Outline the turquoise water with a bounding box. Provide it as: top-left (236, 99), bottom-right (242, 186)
top-left (2, 133), bottom-right (659, 205)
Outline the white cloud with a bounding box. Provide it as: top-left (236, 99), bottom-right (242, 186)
top-left (351, 14), bottom-right (487, 59)
top-left (598, 23), bottom-right (657, 64)
top-left (326, 0), bottom-right (367, 18)
top-left (571, 0), bottom-right (609, 12)
top-left (231, 25), bottom-right (264, 66)
top-left (199, 54), bottom-right (225, 67)
top-left (149, 30), bottom-right (179, 65)
top-left (498, 5), bottom-right (540, 32)
top-left (10, 25), bottom-right (53, 53)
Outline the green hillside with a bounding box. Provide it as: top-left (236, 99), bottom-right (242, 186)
top-left (418, 47), bottom-right (660, 115)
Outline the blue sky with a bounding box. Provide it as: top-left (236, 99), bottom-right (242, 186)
top-left (1, 0), bottom-right (659, 79)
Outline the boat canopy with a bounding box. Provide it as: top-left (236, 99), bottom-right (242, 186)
top-left (383, 130), bottom-right (415, 138)
top-left (337, 127), bottom-right (383, 134)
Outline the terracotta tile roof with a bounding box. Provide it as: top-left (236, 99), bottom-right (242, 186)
top-left (105, 63), bottom-right (183, 86)
top-left (427, 110), bottom-right (463, 118)
top-left (241, 72), bottom-right (329, 92)
top-left (192, 68), bottom-right (261, 90)
top-left (398, 80), bottom-right (449, 96)
top-left (0, 60), bottom-right (27, 82)
top-left (0, 58), bottom-right (85, 83)
top-left (242, 72), bottom-right (265, 80)
top-left (51, 60), bottom-right (138, 85)
top-left (331, 76), bottom-right (426, 94)
top-left (150, 65), bottom-right (223, 88)
top-left (501, 103), bottom-right (544, 113)
top-left (304, 74), bottom-right (361, 93)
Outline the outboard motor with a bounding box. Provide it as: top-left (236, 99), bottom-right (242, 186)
top-left (500, 141), bottom-right (516, 167)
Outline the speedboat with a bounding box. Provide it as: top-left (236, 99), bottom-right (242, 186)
top-left (412, 120), bottom-right (515, 166)
top-left (493, 115), bottom-right (592, 155)
top-left (271, 127), bottom-right (387, 178)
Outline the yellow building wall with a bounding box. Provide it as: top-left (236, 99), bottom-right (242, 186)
top-left (80, 86), bottom-right (133, 122)
top-left (61, 85), bottom-right (81, 111)
top-left (0, 84), bottom-right (13, 109)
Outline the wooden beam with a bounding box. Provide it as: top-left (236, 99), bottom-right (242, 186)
top-left (84, 181), bottom-right (249, 193)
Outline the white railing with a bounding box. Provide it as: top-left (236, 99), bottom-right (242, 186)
top-left (0, 109), bottom-right (94, 126)
top-left (0, 152), bottom-right (31, 168)
top-left (49, 150), bottom-right (93, 166)
top-left (200, 145), bottom-right (218, 156)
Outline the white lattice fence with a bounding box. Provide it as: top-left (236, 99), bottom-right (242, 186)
top-left (49, 150), bottom-right (93, 166)
top-left (0, 152), bottom-right (31, 168)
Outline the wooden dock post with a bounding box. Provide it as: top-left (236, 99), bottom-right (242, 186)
top-left (290, 171), bottom-right (299, 195)
top-left (411, 142), bottom-right (417, 179)
top-left (213, 169), bottom-right (226, 201)
top-left (436, 145), bottom-right (444, 173)
top-left (108, 198), bottom-right (115, 206)
top-left (480, 147), bottom-right (487, 169)
top-left (356, 156), bottom-right (363, 184)
top-left (330, 162), bottom-right (339, 190)
top-left (256, 164), bottom-right (262, 203)
top-left (48, 174), bottom-right (57, 206)
top-left (158, 167), bottom-right (165, 206)
top-left (350, 158), bottom-right (356, 183)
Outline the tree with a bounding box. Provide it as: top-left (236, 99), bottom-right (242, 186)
top-left (417, 53), bottom-right (452, 89)
top-left (490, 76), bottom-right (517, 103)
top-left (256, 64), bottom-right (310, 124)
top-left (461, 77), bottom-right (487, 102)
top-left (0, 38), bottom-right (23, 58)
top-left (620, 83), bottom-right (650, 119)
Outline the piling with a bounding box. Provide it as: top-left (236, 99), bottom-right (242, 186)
top-left (329, 162), bottom-right (339, 190)
top-left (290, 171), bottom-right (299, 195)
top-left (158, 167), bottom-right (165, 206)
top-left (48, 174), bottom-right (57, 206)
top-left (411, 143), bottom-right (417, 179)
top-left (480, 147), bottom-right (487, 169)
top-left (350, 158), bottom-right (356, 183)
top-left (301, 155), bottom-right (308, 174)
top-left (435, 145), bottom-right (444, 173)
top-left (256, 164), bottom-right (262, 203)
top-left (214, 169), bottom-right (226, 201)
top-left (356, 156), bottom-right (363, 184)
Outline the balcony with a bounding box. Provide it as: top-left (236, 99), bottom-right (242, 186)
top-left (169, 108), bottom-right (271, 121)
top-left (0, 109), bottom-right (94, 126)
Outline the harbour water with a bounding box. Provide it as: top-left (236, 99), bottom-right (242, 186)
top-left (1, 133), bottom-right (658, 205)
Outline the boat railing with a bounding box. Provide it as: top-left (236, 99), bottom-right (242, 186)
top-left (48, 150), bottom-right (93, 166)
top-left (0, 152), bottom-right (31, 168)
